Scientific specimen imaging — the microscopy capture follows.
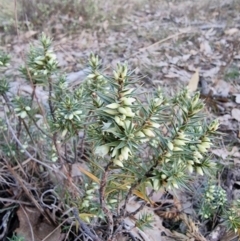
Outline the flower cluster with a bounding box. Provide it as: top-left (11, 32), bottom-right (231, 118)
top-left (13, 96), bottom-right (32, 119)
top-left (20, 33), bottom-right (58, 84)
top-left (147, 90), bottom-right (219, 190)
top-left (199, 182), bottom-right (227, 219)
top-left (224, 200), bottom-right (240, 233)
top-left (92, 61), bottom-right (162, 167)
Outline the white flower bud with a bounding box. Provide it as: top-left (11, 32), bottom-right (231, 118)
top-left (118, 107), bottom-right (128, 115)
top-left (135, 131), bottom-right (145, 138)
top-left (121, 146), bottom-right (131, 160)
top-left (173, 139), bottom-right (186, 146)
top-left (62, 129), bottom-right (68, 137)
top-left (194, 151), bottom-right (203, 159)
top-left (208, 120), bottom-right (219, 132)
top-left (197, 144), bottom-right (207, 153)
top-left (120, 97), bottom-right (136, 106)
top-left (106, 103), bottom-right (120, 109)
top-left (187, 164), bottom-right (193, 173)
top-left (196, 166), bottom-right (204, 176)
top-left (161, 174), bottom-right (167, 179)
top-left (188, 160), bottom-right (194, 165)
top-left (120, 88), bottom-right (135, 96)
top-left (172, 181), bottom-right (179, 189)
top-left (113, 70), bottom-right (119, 80)
top-left (202, 136), bottom-right (211, 142)
top-left (173, 146), bottom-right (182, 151)
top-left (149, 122), bottom-right (160, 128)
top-left (152, 179), bottom-right (160, 190)
top-left (177, 131), bottom-right (186, 140)
top-left (111, 147), bottom-right (118, 157)
top-left (153, 98), bottom-right (163, 107)
top-left (201, 141), bottom-right (211, 149)
top-left (124, 107), bottom-right (135, 117)
top-left (87, 73), bottom-right (96, 79)
top-left (20, 111), bottom-right (27, 119)
top-left (123, 120), bottom-right (131, 129)
top-left (143, 128), bottom-right (155, 137)
top-left (167, 142), bottom-right (174, 151)
top-left (113, 159), bottom-right (124, 167)
top-left (103, 109), bottom-right (119, 115)
top-left (165, 152), bottom-right (172, 158)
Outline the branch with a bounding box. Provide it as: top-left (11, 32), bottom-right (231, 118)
top-left (99, 161), bottom-right (114, 240)
top-left (73, 208), bottom-right (103, 241)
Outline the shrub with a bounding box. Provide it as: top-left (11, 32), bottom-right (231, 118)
top-left (0, 34), bottom-right (239, 240)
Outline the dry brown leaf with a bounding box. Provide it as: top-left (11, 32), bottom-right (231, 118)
top-left (212, 149), bottom-right (229, 159)
top-left (24, 30), bottom-right (38, 39)
top-left (224, 28), bottom-right (239, 35)
top-left (231, 108), bottom-right (240, 122)
top-left (212, 79), bottom-right (232, 97)
top-left (212, 146), bottom-right (240, 159)
top-left (188, 69), bottom-right (199, 92)
top-left (122, 198), bottom-right (171, 241)
top-left (200, 41), bottom-right (212, 55)
top-left (15, 206), bottom-right (62, 241)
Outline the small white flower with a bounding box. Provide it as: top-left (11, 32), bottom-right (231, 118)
top-left (173, 139), bottom-right (186, 146)
top-left (143, 128), bottom-right (155, 137)
top-left (161, 174), bottom-right (167, 179)
top-left (25, 106), bottom-right (31, 111)
top-left (103, 109), bottom-right (118, 115)
top-left (118, 107), bottom-right (128, 115)
top-left (201, 141), bottom-right (211, 149)
top-left (152, 179), bottom-right (160, 190)
top-left (172, 181), bottom-right (179, 189)
top-left (149, 122), bottom-right (160, 128)
top-left (167, 142), bottom-right (174, 151)
top-left (208, 120), bottom-right (219, 132)
top-left (196, 166), bottom-right (204, 176)
top-left (62, 129), bottom-right (68, 137)
top-left (120, 97), bottom-right (136, 106)
top-left (111, 147), bottom-right (118, 158)
top-left (173, 146), bottom-right (182, 152)
top-left (121, 146), bottom-right (131, 160)
top-left (194, 151), bottom-right (203, 159)
top-left (153, 98), bottom-right (163, 107)
top-left (106, 103), bottom-right (120, 109)
top-left (20, 111), bottom-right (27, 119)
top-left (124, 107), bottom-right (135, 117)
top-left (113, 159), bottom-right (124, 167)
top-left (123, 120), bottom-right (131, 129)
top-left (187, 164), bottom-right (193, 173)
top-left (165, 152), bottom-right (172, 158)
top-left (197, 144), bottom-right (208, 153)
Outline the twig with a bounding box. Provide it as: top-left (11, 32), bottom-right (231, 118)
top-left (48, 76), bottom-right (55, 121)
top-left (99, 161), bottom-right (114, 240)
top-left (41, 219), bottom-right (68, 241)
top-left (128, 190), bottom-right (154, 217)
top-left (27, 112), bottom-right (52, 139)
top-left (4, 110), bottom-right (63, 173)
top-left (72, 208), bottom-right (103, 241)
top-left (127, 30), bottom-right (192, 59)
top-left (120, 161), bottom-right (158, 218)
top-left (0, 198), bottom-right (31, 205)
